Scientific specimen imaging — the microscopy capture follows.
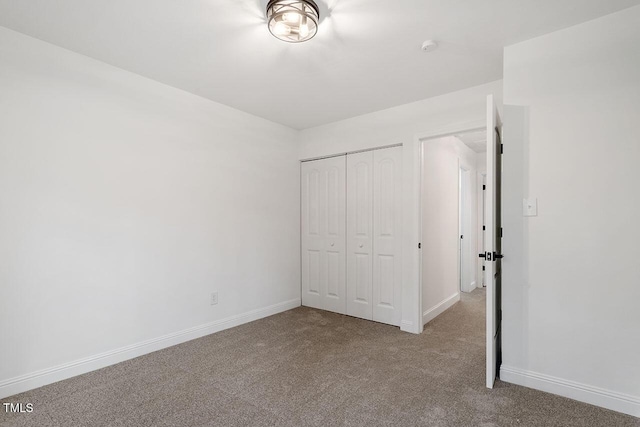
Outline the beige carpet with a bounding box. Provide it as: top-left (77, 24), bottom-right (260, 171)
top-left (1, 289), bottom-right (638, 427)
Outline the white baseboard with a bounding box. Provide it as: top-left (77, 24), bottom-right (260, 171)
top-left (0, 298), bottom-right (301, 400)
top-left (464, 281), bottom-right (476, 293)
top-left (500, 365), bottom-right (640, 418)
top-left (422, 292), bottom-right (460, 325)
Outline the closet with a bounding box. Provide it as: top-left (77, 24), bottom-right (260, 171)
top-left (301, 146), bottom-right (402, 326)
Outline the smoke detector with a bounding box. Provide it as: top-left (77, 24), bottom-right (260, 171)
top-left (421, 40), bottom-right (438, 52)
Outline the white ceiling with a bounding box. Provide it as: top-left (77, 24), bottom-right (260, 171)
top-left (457, 130), bottom-right (487, 154)
top-left (1, 0), bottom-right (638, 129)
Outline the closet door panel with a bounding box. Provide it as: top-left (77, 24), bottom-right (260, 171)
top-left (301, 156), bottom-right (346, 314)
top-left (322, 158), bottom-right (346, 314)
top-left (346, 151), bottom-right (374, 320)
top-left (302, 164), bottom-right (324, 309)
top-left (372, 147), bottom-right (402, 326)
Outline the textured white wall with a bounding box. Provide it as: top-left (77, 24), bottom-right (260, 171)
top-left (502, 6), bottom-right (640, 416)
top-left (0, 27), bottom-right (300, 396)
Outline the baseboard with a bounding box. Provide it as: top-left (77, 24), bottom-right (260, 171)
top-left (500, 365), bottom-right (640, 418)
top-left (0, 298), bottom-right (301, 399)
top-left (422, 292), bottom-right (460, 325)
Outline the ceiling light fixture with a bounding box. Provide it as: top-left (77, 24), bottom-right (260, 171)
top-left (266, 0), bottom-right (319, 43)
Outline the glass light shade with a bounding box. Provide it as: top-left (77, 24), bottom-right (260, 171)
top-left (266, 0), bottom-right (319, 43)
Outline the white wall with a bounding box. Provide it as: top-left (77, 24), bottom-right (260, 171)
top-left (421, 137), bottom-right (478, 325)
top-left (299, 81), bottom-right (502, 161)
top-left (501, 6), bottom-right (640, 416)
top-left (0, 27), bottom-right (300, 397)
top-left (300, 81), bottom-right (502, 333)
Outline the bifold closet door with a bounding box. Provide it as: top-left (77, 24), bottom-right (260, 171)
top-left (301, 156), bottom-right (347, 314)
top-left (372, 147), bottom-right (402, 326)
top-left (346, 151), bottom-right (374, 320)
top-left (345, 146), bottom-right (402, 326)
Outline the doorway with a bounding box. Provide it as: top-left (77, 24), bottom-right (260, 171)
top-left (416, 96), bottom-right (502, 389)
top-left (420, 130), bottom-right (485, 325)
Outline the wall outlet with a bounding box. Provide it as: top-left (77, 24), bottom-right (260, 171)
top-left (210, 292), bottom-right (218, 306)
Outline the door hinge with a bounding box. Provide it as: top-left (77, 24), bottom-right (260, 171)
top-left (500, 227), bottom-right (503, 238)
top-left (482, 266), bottom-right (485, 271)
top-left (482, 225), bottom-right (485, 231)
top-left (418, 242), bottom-right (421, 249)
top-left (482, 184), bottom-right (486, 191)
top-left (500, 143), bottom-right (504, 154)
top-left (460, 235), bottom-right (463, 240)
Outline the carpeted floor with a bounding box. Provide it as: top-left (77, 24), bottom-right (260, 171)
top-left (1, 289), bottom-right (638, 427)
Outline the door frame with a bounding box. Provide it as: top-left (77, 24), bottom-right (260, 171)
top-left (458, 163), bottom-right (472, 293)
top-left (413, 120), bottom-right (485, 335)
top-left (477, 172), bottom-right (487, 289)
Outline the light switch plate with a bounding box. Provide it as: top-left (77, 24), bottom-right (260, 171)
top-left (523, 198), bottom-right (537, 217)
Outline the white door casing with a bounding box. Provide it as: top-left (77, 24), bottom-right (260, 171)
top-left (372, 147), bottom-right (402, 326)
top-left (346, 151), bottom-right (374, 320)
top-left (301, 156), bottom-right (347, 314)
top-left (459, 165), bottom-right (471, 293)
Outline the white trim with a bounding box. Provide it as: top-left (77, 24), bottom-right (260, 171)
top-left (422, 292), bottom-right (460, 325)
top-left (0, 298), bottom-right (301, 399)
top-left (400, 319), bottom-right (418, 334)
top-left (417, 121), bottom-right (486, 143)
top-left (500, 365), bottom-right (640, 418)
top-left (300, 143), bottom-right (403, 162)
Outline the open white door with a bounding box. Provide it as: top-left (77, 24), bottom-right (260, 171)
top-left (485, 95), bottom-right (503, 388)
